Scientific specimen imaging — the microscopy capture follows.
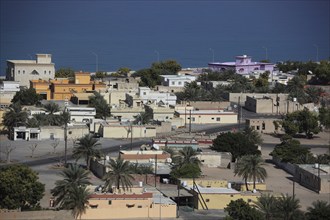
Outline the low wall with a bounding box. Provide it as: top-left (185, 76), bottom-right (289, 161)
top-left (272, 157), bottom-right (297, 175)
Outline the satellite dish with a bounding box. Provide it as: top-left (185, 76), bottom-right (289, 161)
top-left (153, 144), bottom-right (160, 150)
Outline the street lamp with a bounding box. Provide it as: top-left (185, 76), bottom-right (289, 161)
top-left (209, 48), bottom-right (215, 62)
top-left (91, 52), bottom-right (98, 73)
top-left (313, 44), bottom-right (319, 62)
top-left (154, 50), bottom-right (160, 62)
top-left (262, 46), bottom-right (268, 61)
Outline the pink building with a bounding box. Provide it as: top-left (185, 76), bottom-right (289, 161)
top-left (208, 55), bottom-right (274, 75)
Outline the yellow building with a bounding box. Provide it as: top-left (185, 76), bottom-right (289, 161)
top-left (82, 192), bottom-right (177, 219)
top-left (30, 79), bottom-right (51, 100)
top-left (179, 179), bottom-right (261, 210)
top-left (30, 71), bottom-right (106, 101)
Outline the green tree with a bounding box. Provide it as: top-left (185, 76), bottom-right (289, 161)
top-left (129, 163), bottom-right (153, 174)
top-left (51, 163), bottom-right (91, 208)
top-left (243, 127), bottom-right (263, 146)
top-left (318, 106), bottom-right (330, 129)
top-left (62, 185), bottom-right (90, 219)
top-left (253, 194), bottom-right (277, 220)
top-left (314, 60), bottom-right (330, 84)
top-left (170, 163), bottom-right (201, 179)
top-left (134, 108), bottom-right (153, 125)
top-left (234, 155), bottom-right (267, 191)
top-left (43, 102), bottom-right (62, 125)
top-left (151, 60), bottom-right (182, 74)
top-left (176, 81), bottom-right (211, 102)
top-left (0, 164), bottom-right (45, 210)
top-left (135, 68), bottom-right (162, 88)
top-left (88, 92), bottom-right (110, 119)
top-left (270, 137), bottom-right (313, 164)
top-left (305, 87), bottom-right (325, 104)
top-left (103, 158), bottom-right (134, 191)
top-left (224, 199), bottom-right (263, 220)
top-left (282, 109), bottom-right (320, 138)
top-left (12, 88), bottom-right (42, 105)
top-left (276, 194), bottom-right (302, 220)
top-left (55, 67), bottom-right (75, 78)
top-left (306, 200), bottom-right (330, 220)
top-left (72, 134), bottom-right (102, 170)
top-left (286, 75), bottom-right (307, 103)
top-left (2, 102), bottom-right (28, 139)
top-left (173, 146), bottom-right (201, 167)
top-left (95, 71), bottom-right (106, 79)
top-left (254, 71), bottom-right (270, 91)
top-left (117, 67), bottom-right (131, 76)
top-left (211, 132), bottom-right (261, 162)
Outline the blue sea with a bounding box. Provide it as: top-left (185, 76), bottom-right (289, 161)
top-left (0, 0), bottom-right (329, 74)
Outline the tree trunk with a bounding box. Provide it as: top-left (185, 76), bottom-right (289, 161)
top-left (87, 157), bottom-right (90, 170)
top-left (253, 174), bottom-right (256, 190)
top-left (117, 176), bottom-right (120, 190)
top-left (245, 178), bottom-right (249, 191)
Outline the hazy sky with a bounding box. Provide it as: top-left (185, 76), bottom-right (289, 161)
top-left (1, 0), bottom-right (329, 72)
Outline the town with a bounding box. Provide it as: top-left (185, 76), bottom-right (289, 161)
top-left (0, 53), bottom-right (329, 220)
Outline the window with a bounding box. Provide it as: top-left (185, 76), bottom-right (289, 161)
top-left (178, 81), bottom-right (182, 85)
top-left (211, 118), bottom-right (214, 120)
top-left (23, 70), bottom-right (25, 74)
top-left (256, 126), bottom-right (260, 130)
top-left (171, 81), bottom-right (175, 85)
top-left (205, 199), bottom-right (210, 202)
top-left (18, 70), bottom-right (20, 74)
top-left (68, 131), bottom-right (72, 134)
top-left (44, 71), bottom-right (46, 74)
top-left (262, 122), bottom-right (265, 130)
top-left (192, 117), bottom-right (195, 121)
top-left (49, 71), bottom-right (51, 74)
top-left (143, 92), bottom-right (146, 95)
top-left (216, 117), bottom-right (220, 121)
top-left (138, 205), bottom-right (142, 208)
top-left (108, 200), bottom-right (112, 205)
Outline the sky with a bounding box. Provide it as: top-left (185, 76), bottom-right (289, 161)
top-left (1, 0), bottom-right (329, 73)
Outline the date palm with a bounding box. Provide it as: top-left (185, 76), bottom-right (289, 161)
top-left (253, 194), bottom-right (277, 220)
top-left (72, 134), bottom-right (102, 170)
top-left (276, 194), bottom-right (301, 220)
top-left (43, 102), bottom-right (61, 125)
top-left (103, 158), bottom-right (134, 191)
top-left (306, 200), bottom-right (330, 220)
top-left (51, 163), bottom-right (91, 208)
top-left (234, 155), bottom-right (267, 191)
top-left (62, 185), bottom-right (90, 219)
top-left (174, 146), bottom-right (201, 167)
top-left (2, 102), bottom-right (28, 139)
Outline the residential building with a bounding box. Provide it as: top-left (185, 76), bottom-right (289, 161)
top-left (13, 125), bottom-right (89, 141)
top-left (145, 104), bottom-right (175, 122)
top-left (246, 118), bottom-right (282, 134)
top-left (155, 85), bottom-right (184, 93)
top-left (6, 54), bottom-right (55, 88)
top-left (176, 101), bottom-right (231, 111)
top-left (105, 77), bottom-right (139, 91)
top-left (294, 164), bottom-right (330, 193)
top-left (152, 139), bottom-right (199, 151)
top-left (202, 81), bottom-right (231, 90)
top-left (223, 92), bottom-right (289, 106)
top-left (110, 107), bottom-right (144, 121)
top-left (66, 106), bottom-right (96, 123)
top-left (126, 87), bottom-right (177, 107)
top-left (82, 191), bottom-right (177, 219)
top-left (196, 151), bottom-right (232, 168)
top-left (174, 109), bottom-right (237, 124)
top-left (160, 74), bottom-right (196, 87)
top-left (180, 179), bottom-right (260, 210)
top-left (0, 81), bottom-right (20, 107)
top-left (208, 55), bottom-right (274, 75)
top-left (71, 92), bottom-right (95, 105)
top-left (119, 150), bottom-right (171, 164)
top-left (30, 79), bottom-right (51, 100)
top-left (245, 95), bottom-right (305, 114)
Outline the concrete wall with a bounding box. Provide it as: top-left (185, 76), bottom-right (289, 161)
top-left (155, 121), bottom-right (172, 134)
top-left (39, 125), bottom-right (89, 140)
top-left (180, 179), bottom-right (228, 188)
top-left (101, 125), bottom-right (156, 138)
top-left (246, 118), bottom-right (282, 134)
top-left (176, 112), bottom-right (237, 124)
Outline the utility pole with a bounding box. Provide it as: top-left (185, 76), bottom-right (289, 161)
top-left (130, 123), bottom-right (133, 150)
top-left (154, 154), bottom-right (158, 187)
top-left (238, 96), bottom-right (241, 130)
top-left (177, 179), bottom-right (180, 218)
top-left (189, 110), bottom-right (192, 135)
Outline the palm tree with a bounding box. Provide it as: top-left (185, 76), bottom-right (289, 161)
top-left (286, 75), bottom-right (307, 103)
top-left (43, 102), bottom-right (61, 125)
top-left (276, 194), bottom-right (301, 220)
top-left (306, 200), bottom-right (330, 220)
top-left (2, 102), bottom-right (28, 139)
top-left (72, 134), bottom-right (102, 170)
top-left (243, 127), bottom-right (263, 146)
top-left (51, 163), bottom-right (91, 208)
top-left (253, 194), bottom-right (277, 220)
top-left (103, 158), bottom-right (134, 191)
top-left (234, 155), bottom-right (267, 191)
top-left (62, 185), bottom-right (90, 219)
top-left (174, 146), bottom-right (201, 167)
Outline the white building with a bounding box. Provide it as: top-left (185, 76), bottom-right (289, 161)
top-left (6, 54), bottom-right (55, 88)
top-left (160, 75), bottom-right (196, 87)
top-left (134, 87), bottom-right (177, 106)
top-left (66, 106), bottom-right (96, 123)
top-left (175, 109), bottom-right (237, 124)
top-left (0, 81), bottom-right (20, 107)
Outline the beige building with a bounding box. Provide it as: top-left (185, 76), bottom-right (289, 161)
top-left (223, 92), bottom-right (289, 106)
top-left (39, 125), bottom-right (89, 140)
top-left (119, 150), bottom-right (171, 164)
top-left (82, 191), bottom-right (177, 219)
top-left (196, 151), bottom-right (232, 168)
top-left (246, 118), bottom-right (282, 134)
top-left (145, 104), bottom-right (175, 122)
top-left (175, 109), bottom-right (237, 124)
top-left (110, 107), bottom-right (144, 121)
top-left (6, 54), bottom-right (55, 88)
top-left (99, 123), bottom-right (156, 138)
top-left (179, 179), bottom-right (260, 210)
top-left (176, 101), bottom-right (231, 110)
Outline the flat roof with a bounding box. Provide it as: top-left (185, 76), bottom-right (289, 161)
top-left (72, 92), bottom-right (95, 100)
top-left (89, 192), bottom-right (153, 199)
top-left (186, 185), bottom-right (240, 194)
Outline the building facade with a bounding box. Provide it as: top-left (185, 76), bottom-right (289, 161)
top-left (175, 109), bottom-right (237, 124)
top-left (208, 55), bottom-right (274, 75)
top-left (160, 75), bottom-right (196, 87)
top-left (6, 54), bottom-right (55, 88)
